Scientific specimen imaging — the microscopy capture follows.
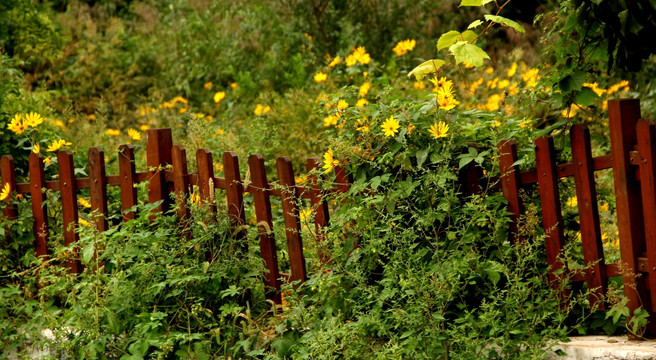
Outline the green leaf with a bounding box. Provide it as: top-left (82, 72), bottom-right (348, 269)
top-left (416, 148), bottom-right (429, 167)
top-left (82, 243), bottom-right (95, 264)
top-left (574, 87), bottom-right (600, 107)
top-left (437, 31), bottom-right (461, 51)
top-left (461, 30), bottom-right (478, 43)
top-left (449, 41), bottom-right (490, 67)
top-left (407, 59), bottom-right (446, 80)
top-left (468, 20), bottom-right (484, 29)
top-left (558, 71), bottom-right (586, 92)
top-left (484, 15), bottom-right (525, 33)
top-left (460, 0), bottom-right (493, 6)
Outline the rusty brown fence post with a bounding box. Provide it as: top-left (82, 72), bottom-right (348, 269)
top-left (146, 129), bottom-right (173, 215)
top-left (609, 99), bottom-right (651, 326)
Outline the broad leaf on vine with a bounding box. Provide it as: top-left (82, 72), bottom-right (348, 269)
top-left (449, 42), bottom-right (489, 67)
top-left (408, 59), bottom-right (446, 80)
top-left (484, 15), bottom-right (525, 33)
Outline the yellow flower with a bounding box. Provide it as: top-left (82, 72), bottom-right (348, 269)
top-left (79, 197), bottom-right (92, 208)
top-left (497, 79), bottom-right (510, 89)
top-left (566, 196), bottom-right (578, 208)
top-left (507, 62), bottom-right (517, 77)
top-left (7, 114), bottom-right (25, 135)
top-left (607, 80), bottom-right (629, 94)
top-left (485, 67), bottom-right (494, 74)
top-left (355, 117), bottom-right (370, 132)
top-left (392, 39), bottom-right (416, 56)
top-left (204, 82), bottom-right (212, 90)
top-left (217, 128), bottom-right (225, 135)
top-left (230, 82), bottom-right (239, 89)
top-left (356, 98), bottom-right (369, 107)
top-left (485, 94), bottom-right (503, 112)
top-left (428, 121), bottom-right (449, 139)
top-left (32, 144), bottom-right (40, 154)
top-left (171, 96), bottom-right (188, 104)
top-left (462, 61), bottom-right (475, 69)
top-left (87, 114), bottom-right (96, 120)
top-left (47, 139), bottom-right (72, 152)
top-left (79, 218), bottom-right (91, 227)
top-left (105, 129), bottom-right (120, 136)
top-left (583, 82), bottom-right (606, 97)
top-left (413, 81), bottom-right (426, 89)
top-left (328, 56), bottom-right (341, 67)
top-left (345, 54), bottom-right (358, 67)
top-left (346, 46), bottom-right (371, 66)
top-left (521, 68), bottom-right (540, 88)
top-left (337, 100), bottom-right (349, 110)
top-left (214, 163), bottom-right (224, 172)
top-left (299, 208), bottom-right (312, 222)
top-left (24, 112), bottom-right (44, 128)
top-left (381, 116), bottom-right (400, 137)
top-left (408, 123), bottom-right (415, 134)
top-left (139, 124), bottom-right (149, 131)
top-left (322, 149), bottom-right (339, 173)
top-left (214, 91), bottom-right (226, 103)
top-left (359, 82), bottom-right (371, 97)
top-left (436, 94), bottom-right (459, 111)
top-left (254, 104), bottom-right (271, 116)
top-left (0, 183), bottom-right (10, 201)
top-left (127, 128), bottom-right (142, 141)
top-left (323, 114), bottom-right (340, 127)
top-left (43, 157), bottom-right (51, 165)
top-left (53, 120), bottom-right (65, 128)
top-left (561, 106), bottom-right (578, 119)
top-left (314, 72), bottom-right (328, 83)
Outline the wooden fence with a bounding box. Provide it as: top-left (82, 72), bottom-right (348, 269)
top-left (2, 98), bottom-right (656, 334)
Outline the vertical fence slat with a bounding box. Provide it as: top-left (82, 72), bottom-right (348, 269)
top-left (249, 154), bottom-right (281, 303)
top-left (636, 119), bottom-right (656, 312)
top-left (497, 139), bottom-right (524, 243)
top-left (571, 125), bottom-right (607, 309)
top-left (334, 165), bottom-right (351, 194)
top-left (608, 99), bottom-right (650, 319)
top-left (306, 158), bottom-right (330, 264)
top-left (196, 149), bottom-right (217, 216)
top-left (1, 156), bottom-right (18, 241)
top-left (535, 136), bottom-right (568, 298)
top-left (223, 152), bottom-right (247, 241)
top-left (171, 145), bottom-right (190, 234)
top-left (146, 129), bottom-right (173, 214)
top-left (29, 153), bottom-right (48, 258)
top-left (118, 144), bottom-right (138, 222)
top-left (88, 148), bottom-right (109, 232)
top-left (58, 151), bottom-right (82, 273)
top-left (277, 156), bottom-right (307, 283)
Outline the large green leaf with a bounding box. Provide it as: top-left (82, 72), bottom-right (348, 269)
top-left (484, 15), bottom-right (525, 33)
top-left (437, 31), bottom-right (461, 51)
top-left (468, 19), bottom-right (484, 29)
top-left (407, 59), bottom-right (446, 80)
top-left (460, 0), bottom-right (493, 6)
top-left (574, 87), bottom-right (600, 107)
top-left (449, 42), bottom-right (490, 67)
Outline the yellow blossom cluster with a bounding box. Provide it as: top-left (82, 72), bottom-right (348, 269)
top-left (431, 77), bottom-right (459, 111)
top-left (345, 46), bottom-right (371, 67)
top-left (254, 104), bottom-right (271, 116)
top-left (314, 72), bottom-right (328, 83)
top-left (392, 39), bottom-right (416, 56)
top-left (7, 112), bottom-right (44, 135)
top-left (47, 139), bottom-right (72, 152)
